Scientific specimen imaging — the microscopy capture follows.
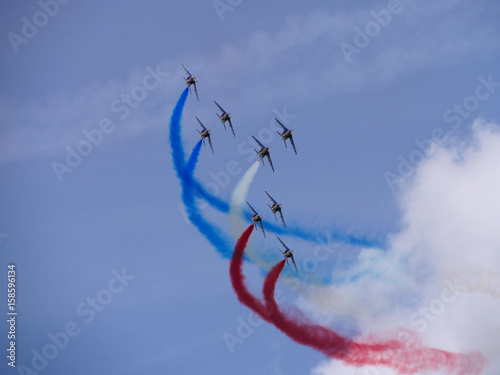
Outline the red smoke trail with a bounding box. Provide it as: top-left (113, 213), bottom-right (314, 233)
top-left (263, 261), bottom-right (352, 356)
top-left (230, 225), bottom-right (274, 322)
top-left (230, 227), bottom-right (487, 375)
top-left (262, 262), bottom-right (486, 374)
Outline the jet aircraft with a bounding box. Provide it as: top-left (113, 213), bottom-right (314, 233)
top-left (277, 237), bottom-right (298, 272)
top-left (252, 136), bottom-right (274, 172)
top-left (247, 201), bottom-right (265, 237)
top-left (265, 191), bottom-right (285, 227)
top-left (182, 64), bottom-right (199, 101)
top-left (196, 117), bottom-right (213, 153)
top-left (275, 117), bottom-right (297, 154)
top-left (214, 101), bottom-right (235, 137)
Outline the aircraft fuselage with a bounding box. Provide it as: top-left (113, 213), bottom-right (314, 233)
top-left (271, 203), bottom-right (281, 213)
top-left (281, 129), bottom-right (293, 139)
top-left (251, 214), bottom-right (262, 223)
top-left (258, 147), bottom-right (270, 158)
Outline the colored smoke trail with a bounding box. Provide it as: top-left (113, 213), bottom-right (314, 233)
top-left (191, 179), bottom-right (230, 212)
top-left (181, 141), bottom-right (234, 256)
top-left (263, 260), bottom-right (351, 355)
top-left (169, 89), bottom-right (234, 258)
top-left (184, 140), bottom-right (202, 178)
top-left (228, 161), bottom-right (260, 241)
top-left (260, 258), bottom-right (487, 374)
top-left (229, 227), bottom-right (486, 374)
top-left (169, 88), bottom-right (189, 171)
top-left (229, 224), bottom-right (271, 320)
top-left (448, 267), bottom-right (500, 299)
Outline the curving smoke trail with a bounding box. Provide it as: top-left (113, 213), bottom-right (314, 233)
top-left (182, 140), bottom-right (234, 256)
top-left (191, 179), bottom-right (229, 213)
top-left (169, 88), bottom-right (189, 171)
top-left (260, 252), bottom-right (487, 374)
top-left (170, 89), bottom-right (234, 257)
top-left (228, 161), bottom-right (260, 241)
top-left (229, 227), bottom-right (486, 375)
top-left (229, 225), bottom-right (271, 319)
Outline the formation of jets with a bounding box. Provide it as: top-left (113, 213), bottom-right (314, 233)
top-left (182, 64), bottom-right (300, 272)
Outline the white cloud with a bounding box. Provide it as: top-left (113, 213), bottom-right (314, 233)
top-left (309, 120), bottom-right (500, 374)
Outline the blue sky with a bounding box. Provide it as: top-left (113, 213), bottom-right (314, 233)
top-left (1, 1), bottom-right (500, 374)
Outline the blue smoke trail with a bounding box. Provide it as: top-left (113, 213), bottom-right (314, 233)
top-left (189, 169), bottom-right (380, 247)
top-left (187, 173), bottom-right (380, 247)
top-left (185, 140), bottom-right (202, 176)
top-left (180, 141), bottom-right (234, 257)
top-left (191, 179), bottom-right (229, 212)
top-left (169, 89), bottom-right (234, 258)
top-left (169, 88), bottom-right (189, 169)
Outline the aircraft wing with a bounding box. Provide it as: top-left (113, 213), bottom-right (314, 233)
top-left (214, 101), bottom-right (225, 113)
top-left (266, 153), bottom-right (275, 172)
top-left (290, 254), bottom-right (298, 272)
top-left (182, 64), bottom-right (191, 76)
top-left (228, 118), bottom-right (235, 137)
top-left (193, 82), bottom-right (199, 101)
top-left (289, 134), bottom-right (297, 155)
top-left (275, 117), bottom-right (288, 131)
top-left (277, 237), bottom-right (290, 251)
top-left (252, 136), bottom-right (265, 149)
top-left (207, 134), bottom-right (214, 154)
top-left (278, 209), bottom-right (286, 227)
top-left (196, 117), bottom-right (206, 131)
top-left (246, 201), bottom-right (257, 215)
top-left (259, 221), bottom-right (266, 238)
top-left (265, 191), bottom-right (277, 204)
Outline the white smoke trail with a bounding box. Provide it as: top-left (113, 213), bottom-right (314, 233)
top-left (228, 161), bottom-right (260, 239)
top-left (447, 267), bottom-right (500, 299)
